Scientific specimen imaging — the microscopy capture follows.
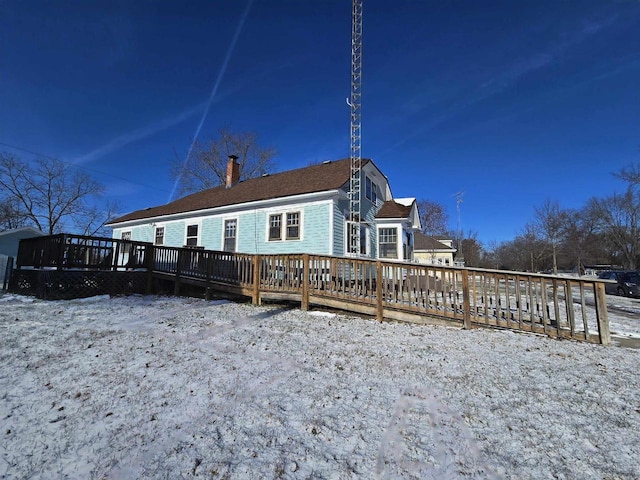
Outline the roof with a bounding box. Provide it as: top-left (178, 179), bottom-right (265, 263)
top-left (414, 231), bottom-right (455, 251)
top-left (0, 226), bottom-right (44, 238)
top-left (109, 158), bottom-right (371, 225)
top-left (375, 200), bottom-right (413, 219)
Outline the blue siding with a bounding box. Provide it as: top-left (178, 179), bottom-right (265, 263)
top-left (237, 212), bottom-right (259, 252)
top-left (164, 222), bottom-right (185, 247)
top-left (253, 203), bottom-right (331, 255)
top-left (112, 200), bottom-right (336, 255)
top-left (132, 225), bottom-right (153, 243)
top-left (333, 199), bottom-right (347, 256)
top-left (202, 218), bottom-right (222, 249)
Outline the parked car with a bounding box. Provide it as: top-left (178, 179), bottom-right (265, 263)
top-left (598, 270), bottom-right (640, 298)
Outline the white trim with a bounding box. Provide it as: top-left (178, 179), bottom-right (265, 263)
top-left (153, 225), bottom-right (165, 246)
top-left (263, 209), bottom-right (304, 243)
top-left (221, 217), bottom-right (238, 252)
top-left (344, 220), bottom-right (370, 257)
top-left (184, 221), bottom-right (201, 247)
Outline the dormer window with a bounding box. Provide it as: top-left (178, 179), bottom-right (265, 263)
top-left (365, 176), bottom-right (378, 205)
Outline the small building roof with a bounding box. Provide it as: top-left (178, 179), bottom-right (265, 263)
top-left (414, 231), bottom-right (455, 251)
top-left (375, 200), bottom-right (413, 219)
top-left (0, 226), bottom-right (44, 239)
top-left (109, 158), bottom-right (375, 225)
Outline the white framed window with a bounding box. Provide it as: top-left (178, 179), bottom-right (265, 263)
top-left (185, 224), bottom-right (199, 247)
top-left (346, 221), bottom-right (368, 255)
top-left (286, 212), bottom-right (300, 240)
top-left (154, 226), bottom-right (164, 245)
top-left (365, 176), bottom-right (378, 205)
top-left (224, 219), bottom-right (237, 252)
top-left (378, 227), bottom-right (398, 259)
top-left (121, 231), bottom-right (132, 254)
top-left (269, 214), bottom-right (282, 241)
top-left (266, 211), bottom-right (301, 241)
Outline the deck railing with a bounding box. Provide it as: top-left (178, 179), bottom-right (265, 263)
top-left (14, 234), bottom-right (611, 344)
top-left (16, 234), bottom-right (151, 270)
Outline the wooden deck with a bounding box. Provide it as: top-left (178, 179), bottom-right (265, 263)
top-left (11, 234), bottom-right (611, 345)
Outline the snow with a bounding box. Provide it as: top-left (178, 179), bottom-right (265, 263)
top-left (1, 292), bottom-right (639, 479)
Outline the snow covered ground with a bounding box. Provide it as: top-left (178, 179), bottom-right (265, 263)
top-left (1, 293), bottom-right (639, 479)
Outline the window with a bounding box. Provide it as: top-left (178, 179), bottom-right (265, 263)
top-left (121, 231), bottom-right (131, 254)
top-left (378, 227), bottom-right (397, 259)
top-left (154, 226), bottom-right (164, 246)
top-left (404, 232), bottom-right (413, 260)
top-left (224, 219), bottom-right (237, 252)
top-left (268, 211), bottom-right (301, 241)
top-left (269, 214), bottom-right (282, 241)
top-left (365, 176), bottom-right (378, 205)
top-left (185, 224), bottom-right (198, 246)
top-left (346, 222), bottom-right (368, 255)
top-left (286, 212), bottom-right (300, 240)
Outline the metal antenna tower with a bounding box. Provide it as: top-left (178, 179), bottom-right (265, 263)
top-left (347, 0), bottom-right (363, 255)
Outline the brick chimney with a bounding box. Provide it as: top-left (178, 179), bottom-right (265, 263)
top-left (226, 155), bottom-right (239, 188)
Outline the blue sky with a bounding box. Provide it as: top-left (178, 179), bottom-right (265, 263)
top-left (1, 0), bottom-right (639, 244)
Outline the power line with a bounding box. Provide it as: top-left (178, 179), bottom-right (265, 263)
top-left (0, 141), bottom-right (171, 194)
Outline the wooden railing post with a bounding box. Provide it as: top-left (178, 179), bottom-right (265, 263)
top-left (461, 269), bottom-right (471, 329)
top-left (594, 282), bottom-right (611, 345)
top-left (252, 255), bottom-right (261, 305)
top-left (174, 249), bottom-right (183, 296)
top-left (205, 252), bottom-right (213, 300)
top-left (376, 261), bottom-right (383, 322)
top-left (112, 241), bottom-right (121, 271)
top-left (57, 234), bottom-right (66, 270)
top-left (145, 244), bottom-right (155, 294)
top-left (301, 254), bottom-right (310, 311)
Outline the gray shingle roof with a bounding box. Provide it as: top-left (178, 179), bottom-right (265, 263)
top-left (374, 200), bottom-right (413, 219)
top-left (109, 158), bottom-right (371, 225)
top-left (414, 231), bottom-right (454, 250)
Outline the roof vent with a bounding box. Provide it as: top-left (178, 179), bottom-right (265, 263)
top-left (262, 173), bottom-right (269, 177)
top-left (322, 160), bottom-right (331, 164)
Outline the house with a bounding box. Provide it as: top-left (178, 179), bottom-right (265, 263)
top-left (0, 226), bottom-right (45, 259)
top-left (413, 232), bottom-right (457, 266)
top-left (106, 157), bottom-right (421, 261)
top-left (0, 226), bottom-right (44, 286)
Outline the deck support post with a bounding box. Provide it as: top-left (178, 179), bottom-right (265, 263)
top-left (376, 261), bottom-right (383, 322)
top-left (252, 255), bottom-right (261, 305)
top-left (174, 249), bottom-right (183, 296)
top-left (594, 282), bottom-right (611, 345)
top-left (462, 269), bottom-right (471, 329)
top-left (301, 254), bottom-right (310, 311)
top-left (145, 245), bottom-right (155, 294)
top-left (205, 251), bottom-right (213, 300)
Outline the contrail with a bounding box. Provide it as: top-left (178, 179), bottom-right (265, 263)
top-left (169, 0), bottom-right (254, 202)
top-left (73, 103), bottom-right (205, 165)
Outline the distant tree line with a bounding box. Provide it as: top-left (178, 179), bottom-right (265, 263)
top-left (437, 162), bottom-right (640, 272)
top-left (420, 162), bottom-right (640, 272)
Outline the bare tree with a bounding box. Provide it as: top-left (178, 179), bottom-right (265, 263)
top-left (0, 153), bottom-right (105, 235)
top-left (613, 162), bottom-right (640, 186)
top-left (586, 190), bottom-right (640, 270)
top-left (561, 206), bottom-right (606, 273)
top-left (0, 197), bottom-right (27, 231)
top-left (172, 127), bottom-right (276, 196)
top-left (417, 199), bottom-right (449, 236)
top-left (76, 200), bottom-right (123, 237)
top-left (534, 199), bottom-right (567, 274)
